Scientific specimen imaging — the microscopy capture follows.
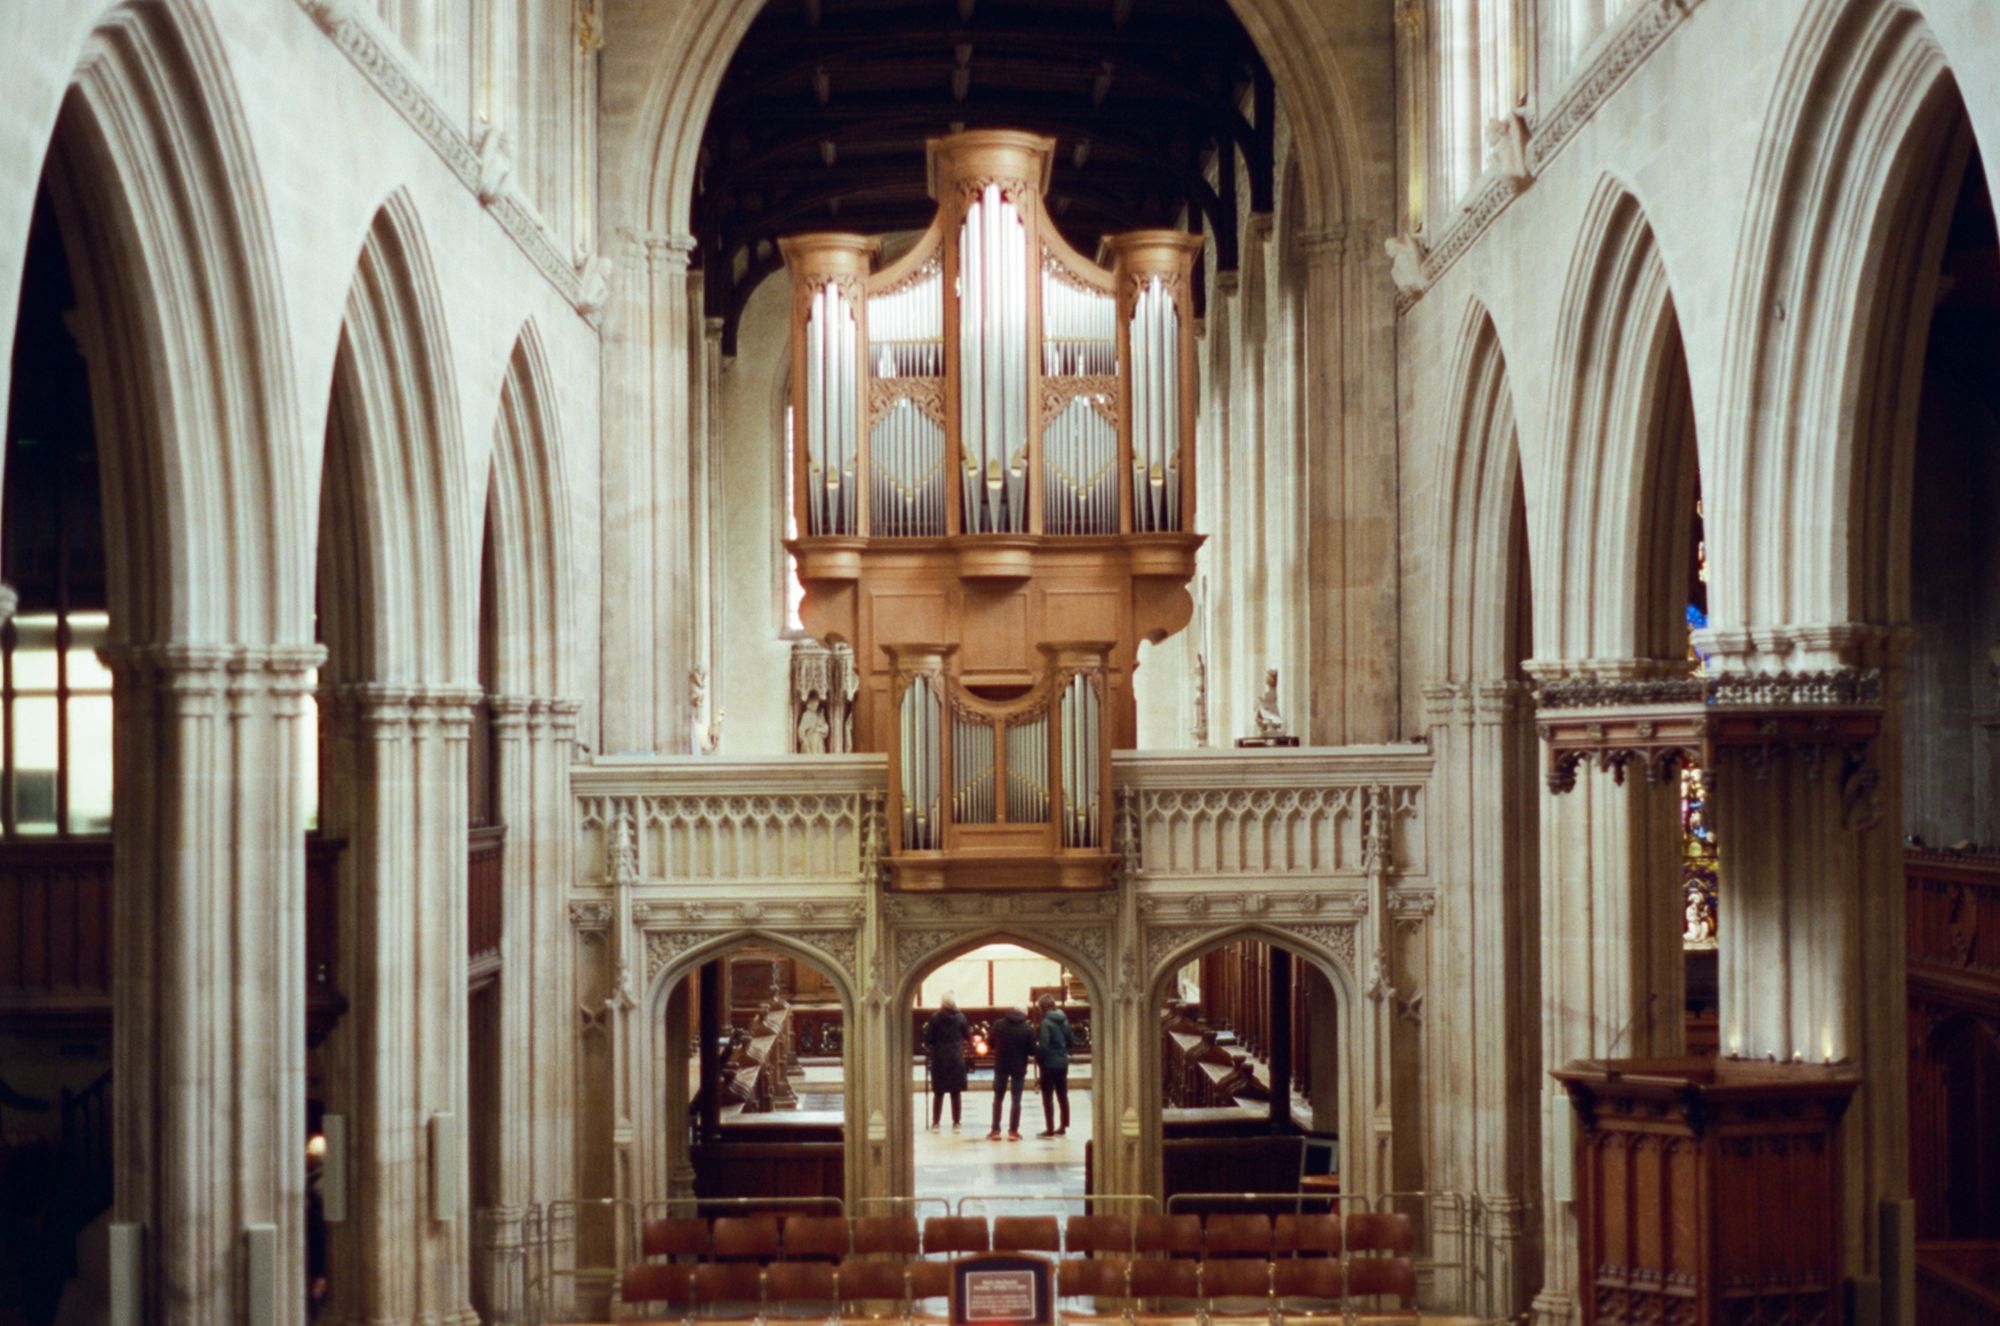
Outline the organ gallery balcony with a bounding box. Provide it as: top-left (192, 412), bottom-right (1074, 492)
top-left (779, 130), bottom-right (1204, 891)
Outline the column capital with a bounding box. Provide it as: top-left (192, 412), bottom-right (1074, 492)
top-left (1295, 225), bottom-right (1350, 263)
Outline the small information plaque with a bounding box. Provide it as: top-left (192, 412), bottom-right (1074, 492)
top-left (952, 1254), bottom-right (1052, 1326)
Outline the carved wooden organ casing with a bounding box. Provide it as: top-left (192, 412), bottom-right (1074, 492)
top-left (781, 131), bottom-right (1204, 890)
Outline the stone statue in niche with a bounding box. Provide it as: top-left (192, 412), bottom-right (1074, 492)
top-left (797, 698), bottom-right (830, 755)
top-left (1255, 668), bottom-right (1284, 736)
top-left (1236, 666), bottom-right (1299, 748)
top-left (793, 638), bottom-right (858, 754)
top-left (1191, 652), bottom-right (1210, 747)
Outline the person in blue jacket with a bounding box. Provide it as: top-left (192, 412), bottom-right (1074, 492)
top-left (1034, 993), bottom-right (1073, 1138)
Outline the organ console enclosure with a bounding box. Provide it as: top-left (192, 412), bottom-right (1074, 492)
top-left (781, 130), bottom-right (1205, 892)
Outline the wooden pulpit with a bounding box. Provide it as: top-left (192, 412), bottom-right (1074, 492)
top-left (1553, 1056), bottom-right (1859, 1326)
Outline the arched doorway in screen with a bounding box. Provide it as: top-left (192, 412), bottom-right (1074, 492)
top-left (908, 941), bottom-right (1095, 1209)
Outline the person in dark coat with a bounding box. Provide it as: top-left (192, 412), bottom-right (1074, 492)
top-left (1034, 994), bottom-right (1073, 1137)
top-left (987, 1006), bottom-right (1036, 1139)
top-left (922, 994), bottom-right (972, 1130)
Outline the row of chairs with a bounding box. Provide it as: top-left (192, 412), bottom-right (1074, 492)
top-left (620, 1254), bottom-right (1418, 1322)
top-left (634, 1212), bottom-right (1413, 1263)
top-left (620, 1213), bottom-right (1418, 1321)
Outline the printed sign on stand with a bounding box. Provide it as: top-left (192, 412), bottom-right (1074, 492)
top-left (952, 1254), bottom-right (1052, 1326)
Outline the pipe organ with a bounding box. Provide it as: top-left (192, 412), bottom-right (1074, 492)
top-left (782, 130), bottom-right (1203, 891)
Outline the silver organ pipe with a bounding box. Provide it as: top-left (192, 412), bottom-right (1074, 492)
top-left (867, 263), bottom-right (945, 537)
top-left (1059, 674), bottom-right (1102, 848)
top-left (1128, 276), bottom-right (1181, 533)
top-left (1039, 262), bottom-right (1117, 535)
top-left (901, 676), bottom-right (943, 849)
top-left (1041, 399), bottom-right (1117, 536)
top-left (1005, 711), bottom-right (1050, 824)
top-left (958, 186), bottom-right (1029, 534)
top-left (952, 714), bottom-right (996, 824)
top-left (804, 280), bottom-right (859, 535)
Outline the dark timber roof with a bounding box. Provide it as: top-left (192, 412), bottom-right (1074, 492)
top-left (696, 0), bottom-right (1275, 351)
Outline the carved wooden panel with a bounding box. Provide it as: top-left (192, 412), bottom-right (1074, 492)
top-left (1555, 1057), bottom-right (1856, 1326)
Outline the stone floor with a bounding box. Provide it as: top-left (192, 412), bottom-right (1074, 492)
top-left (913, 1086), bottom-right (1091, 1210)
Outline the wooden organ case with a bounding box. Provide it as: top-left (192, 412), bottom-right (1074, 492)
top-left (781, 131), bottom-right (1204, 891)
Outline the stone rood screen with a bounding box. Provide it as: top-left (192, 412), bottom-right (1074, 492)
top-left (780, 130), bottom-right (1205, 893)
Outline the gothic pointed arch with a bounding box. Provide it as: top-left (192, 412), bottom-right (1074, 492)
top-left (320, 190), bottom-right (473, 691)
top-left (1430, 300), bottom-right (1527, 686)
top-left (486, 319), bottom-right (575, 700)
top-left (39, 0), bottom-right (310, 650)
top-left (1710, 0), bottom-right (1958, 648)
top-left (1540, 177), bottom-right (1701, 666)
top-left (10, 3), bottom-right (316, 1320)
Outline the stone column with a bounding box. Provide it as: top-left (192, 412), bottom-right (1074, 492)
top-left (322, 683), bottom-right (478, 1326)
top-left (1701, 663), bottom-right (1907, 1314)
top-left (1297, 226), bottom-right (1400, 743)
top-left (600, 229), bottom-right (698, 754)
top-left (486, 695), bottom-right (535, 1240)
top-left (1529, 665), bottom-right (1690, 1326)
top-left (105, 643), bottom-right (319, 1326)
top-left (534, 700), bottom-right (581, 1208)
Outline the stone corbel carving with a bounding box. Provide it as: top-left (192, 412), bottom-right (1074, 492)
top-left (301, 0), bottom-right (353, 32)
top-left (1383, 232), bottom-right (1427, 298)
top-left (1480, 110), bottom-right (1531, 189)
top-left (576, 253), bottom-right (615, 325)
top-left (474, 122), bottom-right (513, 205)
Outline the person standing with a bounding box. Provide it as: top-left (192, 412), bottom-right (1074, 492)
top-left (922, 993), bottom-right (972, 1130)
top-left (987, 1006), bottom-right (1035, 1140)
top-left (1034, 994), bottom-right (1073, 1137)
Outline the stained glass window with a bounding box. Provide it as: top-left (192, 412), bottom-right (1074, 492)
top-left (1681, 504), bottom-right (1717, 948)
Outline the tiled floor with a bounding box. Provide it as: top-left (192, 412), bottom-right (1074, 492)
top-left (913, 1087), bottom-right (1091, 1209)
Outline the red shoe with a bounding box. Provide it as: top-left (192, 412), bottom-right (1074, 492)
top-left (1007, 1131), bottom-right (1023, 1141)
top-left (987, 1130), bottom-right (1003, 1140)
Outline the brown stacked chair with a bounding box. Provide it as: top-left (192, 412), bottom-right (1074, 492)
top-left (621, 1262), bottom-right (695, 1322)
top-left (1199, 1257), bottom-right (1273, 1317)
top-left (644, 1217), bottom-right (713, 1261)
top-left (1272, 1215), bottom-right (1341, 1258)
top-left (922, 1216), bottom-right (991, 1256)
top-left (1343, 1214), bottom-right (1417, 1320)
top-left (1133, 1214), bottom-right (1202, 1260)
top-left (852, 1216), bottom-right (921, 1258)
top-left (714, 1215), bottom-right (784, 1264)
top-left (1065, 1214), bottom-right (1134, 1259)
top-left (1057, 1257), bottom-right (1130, 1322)
top-left (1344, 1257), bottom-right (1417, 1315)
top-left (693, 1262), bottom-right (766, 1320)
top-left (991, 1216), bottom-right (1061, 1255)
top-left (1127, 1255), bottom-right (1199, 1311)
top-left (783, 1215), bottom-right (851, 1261)
top-left (764, 1260), bottom-right (840, 1319)
top-left (1203, 1214), bottom-right (1272, 1259)
top-left (906, 1259), bottom-right (954, 1322)
top-left (1271, 1258), bottom-right (1344, 1315)
top-left (834, 1256), bottom-right (909, 1321)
